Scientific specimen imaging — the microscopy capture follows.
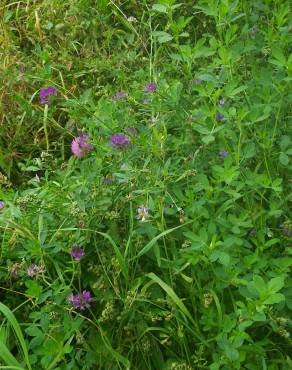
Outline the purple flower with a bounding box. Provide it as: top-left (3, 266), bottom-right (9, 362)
top-left (111, 134), bottom-right (130, 149)
top-left (71, 132), bottom-right (93, 158)
top-left (27, 264), bottom-right (38, 277)
top-left (112, 91), bottom-right (128, 101)
top-left (219, 150), bottom-right (229, 159)
top-left (0, 201), bottom-right (5, 210)
top-left (216, 112), bottom-right (225, 121)
top-left (27, 264), bottom-right (45, 277)
top-left (103, 176), bottom-right (114, 184)
top-left (70, 246), bottom-right (85, 261)
top-left (68, 290), bottom-right (92, 310)
top-left (137, 206), bottom-right (150, 222)
top-left (39, 86), bottom-right (58, 104)
top-left (144, 82), bottom-right (157, 92)
top-left (124, 127), bottom-right (138, 136)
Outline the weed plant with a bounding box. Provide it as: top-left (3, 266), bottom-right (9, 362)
top-left (0, 0), bottom-right (291, 369)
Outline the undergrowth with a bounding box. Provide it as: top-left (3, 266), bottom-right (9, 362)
top-left (0, 0), bottom-right (291, 369)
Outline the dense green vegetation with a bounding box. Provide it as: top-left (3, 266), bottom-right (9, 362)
top-left (0, 0), bottom-right (291, 369)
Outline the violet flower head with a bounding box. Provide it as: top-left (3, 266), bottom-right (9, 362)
top-left (0, 201), bottom-right (5, 210)
top-left (27, 264), bottom-right (38, 277)
top-left (112, 91), bottom-right (128, 101)
top-left (39, 86), bottom-right (58, 104)
top-left (70, 245), bottom-right (85, 261)
top-left (111, 134), bottom-right (130, 149)
top-left (144, 82), bottom-right (157, 92)
top-left (68, 290), bottom-right (92, 311)
top-left (137, 206), bottom-right (150, 222)
top-left (219, 150), bottom-right (229, 159)
top-left (103, 176), bottom-right (114, 184)
top-left (71, 132), bottom-right (93, 158)
top-left (216, 112), bottom-right (225, 121)
top-left (27, 264), bottom-right (45, 277)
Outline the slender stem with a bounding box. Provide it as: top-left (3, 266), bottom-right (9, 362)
top-left (43, 103), bottom-right (49, 151)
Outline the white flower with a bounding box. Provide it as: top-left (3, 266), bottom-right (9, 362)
top-left (137, 206), bottom-right (150, 222)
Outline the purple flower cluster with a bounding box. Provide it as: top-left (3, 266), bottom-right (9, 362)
top-left (219, 150), bottom-right (229, 159)
top-left (0, 201), bottom-right (5, 210)
top-left (216, 112), bottom-right (225, 121)
top-left (103, 176), bottom-right (114, 184)
top-left (27, 264), bottom-right (45, 277)
top-left (112, 91), bottom-right (128, 101)
top-left (71, 132), bottom-right (93, 158)
top-left (39, 86), bottom-right (58, 104)
top-left (70, 245), bottom-right (85, 261)
top-left (68, 290), bottom-right (92, 310)
top-left (111, 134), bottom-right (130, 149)
top-left (144, 82), bottom-right (157, 92)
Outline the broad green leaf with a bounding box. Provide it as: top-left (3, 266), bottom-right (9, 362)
top-left (152, 31), bottom-right (173, 43)
top-left (263, 293), bottom-right (285, 305)
top-left (202, 135), bottom-right (215, 144)
top-left (267, 276), bottom-right (285, 293)
top-left (152, 4), bottom-right (168, 13)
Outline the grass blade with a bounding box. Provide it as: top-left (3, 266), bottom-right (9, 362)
top-left (95, 231), bottom-right (129, 280)
top-left (135, 221), bottom-right (193, 259)
top-left (146, 272), bottom-right (209, 346)
top-left (0, 342), bottom-right (23, 368)
top-left (0, 303), bottom-right (31, 370)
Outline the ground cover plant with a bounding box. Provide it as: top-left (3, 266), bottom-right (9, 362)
top-left (0, 0), bottom-right (292, 369)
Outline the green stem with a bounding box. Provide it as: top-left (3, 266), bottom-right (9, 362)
top-left (43, 103), bottom-right (49, 151)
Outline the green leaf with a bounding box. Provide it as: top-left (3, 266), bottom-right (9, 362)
top-left (25, 326), bottom-right (43, 337)
top-left (263, 293), bottom-right (285, 305)
top-left (253, 275), bottom-right (266, 293)
top-left (279, 152), bottom-right (289, 166)
top-left (267, 276), bottom-right (285, 293)
top-left (152, 31), bottom-right (173, 43)
top-left (225, 346), bottom-right (239, 361)
top-left (243, 142), bottom-right (256, 159)
top-left (210, 251), bottom-right (230, 266)
top-left (25, 280), bottom-right (42, 299)
top-left (145, 273), bottom-right (208, 346)
top-left (152, 4), bottom-right (168, 13)
top-left (202, 135), bottom-right (215, 144)
top-left (95, 231), bottom-right (129, 280)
